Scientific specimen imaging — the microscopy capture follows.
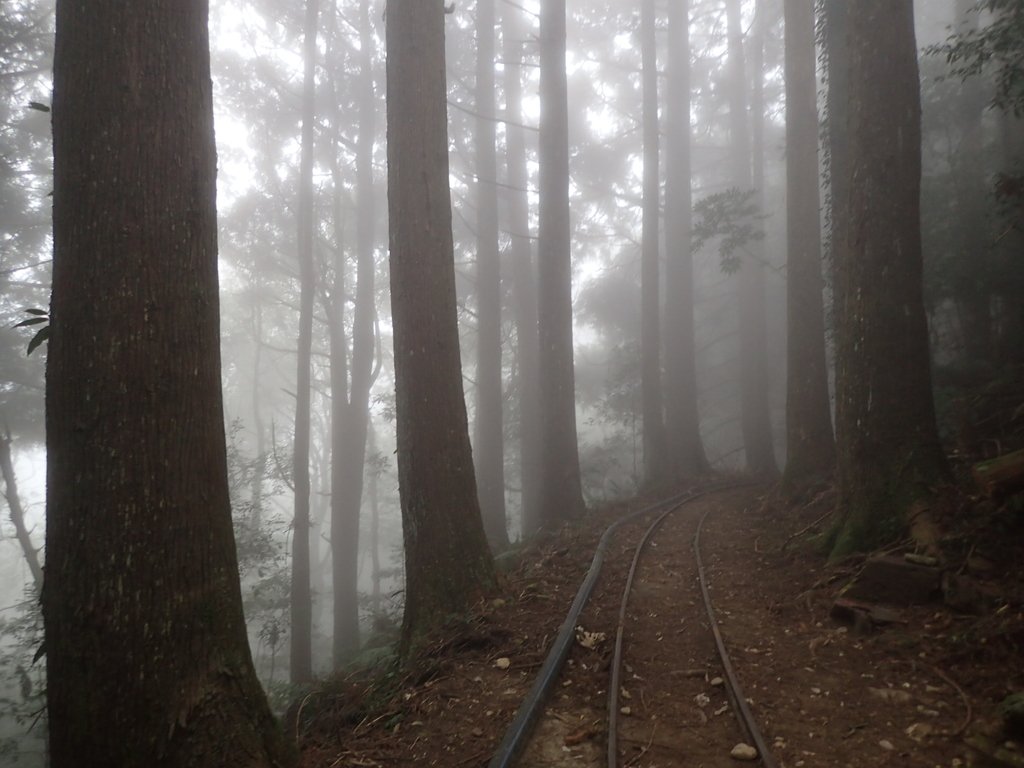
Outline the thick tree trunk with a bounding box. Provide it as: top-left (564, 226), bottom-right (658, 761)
top-left (385, 0), bottom-right (496, 658)
top-left (44, 1), bottom-right (292, 763)
top-left (832, 0), bottom-right (950, 557)
top-left (727, 0), bottom-right (777, 477)
top-left (473, 0), bottom-right (509, 550)
top-left (502, 12), bottom-right (543, 537)
top-left (330, 0), bottom-right (379, 666)
top-left (291, 0), bottom-right (319, 684)
top-left (537, 0), bottom-right (586, 522)
top-left (664, 0), bottom-right (709, 477)
top-left (781, 0), bottom-right (836, 492)
top-left (640, 0), bottom-right (668, 486)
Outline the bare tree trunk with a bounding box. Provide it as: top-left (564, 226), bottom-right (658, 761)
top-left (538, 0), bottom-right (585, 521)
top-left (43, 0), bottom-right (292, 762)
top-left (664, 0), bottom-right (709, 478)
top-left (473, 0), bottom-right (509, 550)
top-left (291, 0), bottom-right (319, 684)
top-left (640, 0), bottom-right (668, 486)
top-left (386, 0), bottom-right (496, 658)
top-left (0, 428), bottom-right (42, 590)
top-left (781, 0), bottom-right (835, 492)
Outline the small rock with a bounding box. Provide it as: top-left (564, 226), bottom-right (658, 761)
top-left (695, 692), bottom-right (711, 708)
top-left (620, 706), bottom-right (631, 716)
top-left (905, 722), bottom-right (934, 742)
top-left (869, 687), bottom-right (912, 704)
top-left (471, 727), bottom-right (484, 737)
top-left (495, 657), bottom-right (511, 670)
top-left (879, 739), bottom-right (895, 751)
top-left (730, 743), bottom-right (758, 761)
top-left (711, 676), bottom-right (725, 687)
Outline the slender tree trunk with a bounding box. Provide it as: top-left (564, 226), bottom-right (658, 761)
top-left (727, 0), bottom-right (777, 477)
top-left (953, 0), bottom-right (993, 363)
top-left (502, 10), bottom-right (543, 537)
top-left (538, 0), bottom-right (585, 521)
top-left (386, 0), bottom-right (496, 658)
top-left (251, 285), bottom-right (267, 528)
top-left (664, 0), bottom-right (709, 477)
top-left (329, 0), bottom-right (379, 666)
top-left (781, 0), bottom-right (835, 491)
top-left (43, 1), bottom-right (293, 762)
top-left (291, 0), bottom-right (319, 684)
top-left (474, 0), bottom-right (509, 550)
top-left (367, 419), bottom-right (382, 615)
top-left (824, 0), bottom-right (849, 352)
top-left (832, 0), bottom-right (949, 557)
top-left (640, 0), bottom-right (668, 486)
top-left (0, 428), bottom-right (42, 590)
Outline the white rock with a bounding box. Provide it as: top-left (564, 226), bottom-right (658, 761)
top-left (730, 743), bottom-right (758, 761)
top-left (495, 657), bottom-right (511, 670)
top-left (879, 739), bottom-right (895, 751)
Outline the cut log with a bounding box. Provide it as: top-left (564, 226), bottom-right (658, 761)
top-left (973, 449), bottom-right (1024, 499)
top-left (842, 554), bottom-right (942, 606)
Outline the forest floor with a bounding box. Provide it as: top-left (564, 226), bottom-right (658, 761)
top-left (295, 482), bottom-right (1024, 768)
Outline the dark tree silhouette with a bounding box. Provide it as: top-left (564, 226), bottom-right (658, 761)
top-left (385, 0), bottom-right (496, 656)
top-left (43, 0), bottom-right (293, 763)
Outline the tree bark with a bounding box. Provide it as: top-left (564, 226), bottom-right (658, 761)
top-left (832, 0), bottom-right (950, 557)
top-left (473, 0), bottom-right (509, 550)
top-left (537, 0), bottom-right (586, 521)
top-left (44, 1), bottom-right (293, 763)
top-left (502, 10), bottom-right (543, 537)
top-left (640, 0), bottom-right (668, 486)
top-left (290, 0), bottom-right (319, 684)
top-left (781, 0), bottom-right (836, 492)
top-left (385, 0), bottom-right (496, 658)
top-left (664, 0), bottom-right (710, 477)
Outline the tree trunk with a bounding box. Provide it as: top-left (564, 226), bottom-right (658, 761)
top-left (538, 0), bottom-right (586, 522)
top-left (832, 0), bottom-right (950, 557)
top-left (664, 0), bottom-right (709, 477)
top-left (291, 0), bottom-right (319, 684)
top-left (43, 1), bottom-right (293, 763)
top-left (727, 0), bottom-right (778, 477)
top-left (385, 0), bottom-right (496, 658)
top-left (330, 0), bottom-right (379, 666)
top-left (0, 428), bottom-right (42, 590)
top-left (640, 0), bottom-right (668, 486)
top-left (781, 0), bottom-right (836, 492)
top-left (473, 0), bottom-right (509, 550)
top-left (502, 10), bottom-right (543, 537)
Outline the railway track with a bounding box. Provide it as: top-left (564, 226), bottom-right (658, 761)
top-left (487, 484), bottom-right (777, 768)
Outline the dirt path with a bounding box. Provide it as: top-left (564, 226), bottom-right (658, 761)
top-left (299, 485), bottom-right (999, 768)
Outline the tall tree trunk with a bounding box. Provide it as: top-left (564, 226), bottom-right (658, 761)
top-left (367, 419), bottom-right (382, 616)
top-left (250, 290), bottom-right (268, 528)
top-left (832, 0), bottom-right (949, 557)
top-left (385, 0), bottom-right (496, 658)
top-left (664, 0), bottom-right (709, 477)
top-left (502, 10), bottom-right (543, 537)
top-left (824, 0), bottom-right (849, 351)
top-left (538, 0), bottom-right (586, 521)
top-left (330, 0), bottom-right (379, 666)
top-left (727, 0), bottom-right (778, 477)
top-left (0, 428), bottom-right (42, 590)
top-left (474, 0), bottom-right (509, 550)
top-left (291, 0), bottom-right (319, 684)
top-left (953, 0), bottom-right (993, 363)
top-left (640, 0), bottom-right (668, 486)
top-left (781, 0), bottom-right (835, 492)
top-left (43, 1), bottom-right (293, 763)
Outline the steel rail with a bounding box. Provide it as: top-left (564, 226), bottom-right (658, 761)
top-left (486, 488), bottom-right (703, 768)
top-left (693, 504), bottom-right (779, 768)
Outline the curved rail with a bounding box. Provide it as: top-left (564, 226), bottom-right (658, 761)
top-left (486, 488), bottom-right (703, 768)
top-left (693, 505), bottom-right (779, 768)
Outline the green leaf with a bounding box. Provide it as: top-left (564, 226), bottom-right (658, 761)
top-left (26, 326), bottom-right (50, 356)
top-left (23, 308), bottom-right (48, 316)
top-left (27, 101), bottom-right (50, 113)
top-left (13, 317), bottom-right (47, 328)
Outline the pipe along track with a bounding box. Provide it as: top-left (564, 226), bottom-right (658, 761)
top-left (487, 483), bottom-right (777, 768)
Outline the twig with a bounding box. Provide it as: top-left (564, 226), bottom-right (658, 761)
top-left (925, 663), bottom-right (973, 736)
top-left (624, 722), bottom-right (657, 767)
top-left (781, 506), bottom-right (835, 552)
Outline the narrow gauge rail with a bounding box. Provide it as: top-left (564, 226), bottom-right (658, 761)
top-left (487, 483), bottom-right (777, 768)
